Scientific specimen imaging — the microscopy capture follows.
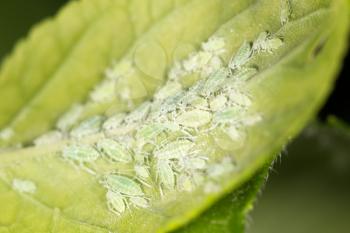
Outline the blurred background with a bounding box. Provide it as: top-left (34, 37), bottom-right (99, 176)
top-left (0, 1), bottom-right (349, 232)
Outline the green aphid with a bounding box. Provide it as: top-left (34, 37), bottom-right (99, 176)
top-left (106, 190), bottom-right (126, 215)
top-left (154, 139), bottom-right (195, 160)
top-left (96, 138), bottom-right (133, 163)
top-left (62, 144), bottom-right (100, 174)
top-left (229, 41), bottom-right (253, 70)
top-left (175, 109), bottom-right (212, 129)
top-left (252, 31), bottom-right (284, 53)
top-left (70, 116), bottom-right (105, 139)
top-left (103, 174), bottom-right (145, 197)
top-left (62, 144), bottom-right (100, 163)
top-left (124, 101), bottom-right (151, 124)
top-left (156, 159), bottom-right (176, 193)
top-left (200, 68), bottom-right (229, 96)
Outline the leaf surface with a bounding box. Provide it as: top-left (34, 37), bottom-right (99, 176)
top-left (0, 0), bottom-right (349, 233)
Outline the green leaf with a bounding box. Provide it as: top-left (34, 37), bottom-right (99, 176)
top-left (0, 0), bottom-right (349, 233)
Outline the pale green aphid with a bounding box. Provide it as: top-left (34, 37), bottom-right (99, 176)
top-left (280, 0), bottom-right (292, 26)
top-left (124, 101), bottom-right (152, 124)
top-left (34, 130), bottom-right (64, 146)
top-left (62, 144), bottom-right (100, 167)
top-left (229, 41), bottom-right (253, 70)
top-left (200, 68), bottom-right (229, 96)
top-left (136, 123), bottom-right (168, 144)
top-left (154, 139), bottom-right (195, 160)
top-left (252, 31), bottom-right (284, 53)
top-left (96, 138), bottom-right (132, 163)
top-left (102, 113), bottom-right (126, 132)
top-left (156, 159), bottom-right (176, 193)
top-left (106, 190), bottom-right (126, 215)
top-left (70, 115), bottom-right (105, 139)
top-left (154, 81), bottom-right (183, 101)
top-left (209, 94), bottom-right (228, 111)
top-left (175, 109), bottom-right (212, 129)
top-left (134, 164), bottom-right (150, 179)
top-left (103, 174), bottom-right (145, 197)
top-left (12, 179), bottom-right (37, 194)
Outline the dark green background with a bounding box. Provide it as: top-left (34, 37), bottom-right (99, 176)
top-left (0, 1), bottom-right (349, 232)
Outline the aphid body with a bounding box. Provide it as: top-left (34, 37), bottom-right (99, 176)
top-left (280, 0), bottom-right (292, 25)
top-left (154, 139), bottom-right (195, 160)
top-left (200, 68), bottom-right (228, 97)
top-left (70, 116), bottom-right (104, 139)
top-left (62, 144), bottom-right (100, 163)
top-left (175, 109), bottom-right (212, 129)
top-left (229, 41), bottom-right (253, 70)
top-left (106, 190), bottom-right (126, 215)
top-left (103, 174), bottom-right (145, 197)
top-left (96, 138), bottom-right (132, 163)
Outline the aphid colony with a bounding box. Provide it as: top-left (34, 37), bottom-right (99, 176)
top-left (57, 31), bottom-right (284, 216)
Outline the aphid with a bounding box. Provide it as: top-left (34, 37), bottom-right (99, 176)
top-left (136, 123), bottom-right (168, 144)
top-left (154, 139), bottom-right (195, 160)
top-left (252, 32), bottom-right (284, 53)
top-left (96, 138), bottom-right (132, 163)
top-left (232, 66), bottom-right (258, 81)
top-left (229, 41), bottom-right (253, 70)
top-left (175, 109), bottom-right (212, 129)
top-left (70, 116), bottom-right (105, 139)
top-left (62, 144), bottom-right (100, 174)
top-left (252, 31), bottom-right (269, 52)
top-left (209, 94), bottom-right (228, 112)
top-left (200, 68), bottom-right (228, 97)
top-left (34, 131), bottom-right (64, 146)
top-left (12, 179), bottom-right (37, 194)
top-left (154, 81), bottom-right (183, 101)
top-left (102, 113), bottom-right (127, 132)
top-left (134, 164), bottom-right (150, 179)
top-left (56, 104), bottom-right (83, 131)
top-left (156, 159), bottom-right (176, 193)
top-left (106, 190), bottom-right (126, 215)
top-left (124, 101), bottom-right (152, 124)
top-left (103, 174), bottom-right (145, 197)
top-left (280, 0), bottom-right (292, 26)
